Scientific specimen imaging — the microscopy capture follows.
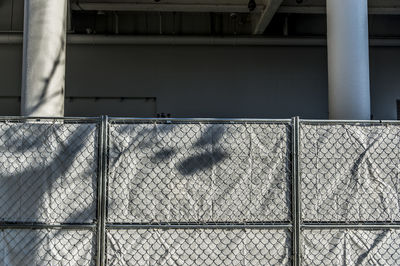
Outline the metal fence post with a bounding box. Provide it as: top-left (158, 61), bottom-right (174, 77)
top-left (96, 115), bottom-right (108, 266)
top-left (96, 116), bottom-right (104, 266)
top-left (292, 116), bottom-right (301, 266)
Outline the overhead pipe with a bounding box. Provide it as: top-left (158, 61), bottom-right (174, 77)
top-left (1, 33), bottom-right (400, 47)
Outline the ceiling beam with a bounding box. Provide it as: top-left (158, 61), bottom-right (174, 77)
top-left (71, 2), bottom-right (265, 13)
top-left (252, 0), bottom-right (284, 34)
top-left (277, 6), bottom-right (400, 15)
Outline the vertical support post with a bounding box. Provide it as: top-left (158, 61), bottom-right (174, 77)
top-left (100, 115), bottom-right (108, 266)
top-left (21, 0), bottom-right (67, 116)
top-left (327, 0), bottom-right (371, 120)
top-left (96, 116), bottom-right (104, 266)
top-left (96, 116), bottom-right (108, 266)
top-left (292, 116), bottom-right (300, 266)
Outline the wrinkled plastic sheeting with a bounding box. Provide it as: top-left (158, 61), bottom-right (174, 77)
top-left (300, 124), bottom-right (400, 222)
top-left (302, 229), bottom-right (400, 265)
top-left (0, 122), bottom-right (98, 223)
top-left (0, 229), bottom-right (95, 266)
top-left (106, 229), bottom-right (291, 265)
top-left (107, 122), bottom-right (291, 223)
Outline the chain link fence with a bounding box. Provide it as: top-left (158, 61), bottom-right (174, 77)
top-left (107, 228), bottom-right (291, 265)
top-left (302, 229), bottom-right (400, 265)
top-left (105, 119), bottom-right (293, 265)
top-left (0, 118), bottom-right (100, 266)
top-left (1, 117), bottom-right (400, 265)
top-left (1, 228), bottom-right (95, 265)
top-left (299, 120), bottom-right (400, 265)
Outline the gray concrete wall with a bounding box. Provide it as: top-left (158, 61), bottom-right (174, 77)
top-left (370, 47), bottom-right (400, 120)
top-left (0, 44), bottom-right (399, 119)
top-left (0, 44), bottom-right (22, 115)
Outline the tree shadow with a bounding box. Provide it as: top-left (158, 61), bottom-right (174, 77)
top-left (23, 17), bottom-right (66, 116)
top-left (194, 124), bottom-right (225, 147)
top-left (176, 150), bottom-right (228, 176)
top-left (110, 124), bottom-right (177, 166)
top-left (151, 148), bottom-right (176, 163)
top-left (178, 124), bottom-right (228, 176)
top-left (0, 122), bottom-right (98, 264)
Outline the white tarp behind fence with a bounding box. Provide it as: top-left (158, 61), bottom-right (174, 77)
top-left (107, 229), bottom-right (291, 265)
top-left (1, 118), bottom-right (400, 265)
top-left (0, 120), bottom-right (98, 266)
top-left (106, 121), bottom-right (293, 265)
top-left (107, 122), bottom-right (292, 223)
top-left (300, 122), bottom-right (400, 265)
top-left (300, 123), bottom-right (400, 222)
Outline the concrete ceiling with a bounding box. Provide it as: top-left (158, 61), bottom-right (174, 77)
top-left (279, 0), bottom-right (400, 15)
top-left (71, 0), bottom-right (400, 13)
top-left (71, 0), bottom-right (282, 34)
top-left (71, 0), bottom-right (400, 35)
top-left (1, 0), bottom-right (399, 36)
top-left (71, 0), bottom-right (266, 13)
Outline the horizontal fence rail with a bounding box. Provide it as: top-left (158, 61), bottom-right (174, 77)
top-left (0, 116), bottom-right (399, 265)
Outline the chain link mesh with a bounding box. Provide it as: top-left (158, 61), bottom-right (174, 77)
top-left (302, 229), bottom-right (400, 265)
top-left (106, 121), bottom-right (292, 265)
top-left (300, 123), bottom-right (400, 222)
top-left (300, 122), bottom-right (400, 265)
top-left (0, 229), bottom-right (95, 265)
top-left (2, 118), bottom-right (400, 265)
top-left (106, 229), bottom-right (291, 265)
top-left (0, 120), bottom-right (99, 265)
top-left (107, 122), bottom-right (292, 223)
top-left (0, 122), bottom-right (98, 223)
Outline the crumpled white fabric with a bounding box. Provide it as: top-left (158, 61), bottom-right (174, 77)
top-left (303, 229), bottom-right (400, 265)
top-left (107, 229), bottom-right (291, 265)
top-left (0, 229), bottom-right (95, 266)
top-left (300, 124), bottom-right (400, 222)
top-left (0, 122), bottom-right (98, 223)
top-left (107, 122), bottom-right (292, 223)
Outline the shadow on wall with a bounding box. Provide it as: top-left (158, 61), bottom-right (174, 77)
top-left (23, 22), bottom-right (66, 116)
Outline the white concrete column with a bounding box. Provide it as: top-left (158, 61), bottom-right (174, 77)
top-left (21, 0), bottom-right (67, 117)
top-left (327, 0), bottom-right (371, 120)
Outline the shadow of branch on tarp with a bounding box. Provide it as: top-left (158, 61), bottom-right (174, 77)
top-left (0, 122), bottom-right (97, 265)
top-left (176, 150), bottom-right (228, 176)
top-left (112, 123), bottom-right (240, 223)
top-left (176, 124), bottom-right (228, 175)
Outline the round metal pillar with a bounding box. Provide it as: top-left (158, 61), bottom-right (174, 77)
top-left (21, 0), bottom-right (67, 117)
top-left (327, 0), bottom-right (371, 120)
